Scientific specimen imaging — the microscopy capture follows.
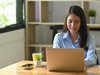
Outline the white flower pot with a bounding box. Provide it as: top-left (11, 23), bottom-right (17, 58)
top-left (33, 61), bottom-right (42, 67)
top-left (89, 16), bottom-right (95, 24)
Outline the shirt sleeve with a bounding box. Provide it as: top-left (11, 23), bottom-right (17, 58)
top-left (84, 33), bottom-right (97, 66)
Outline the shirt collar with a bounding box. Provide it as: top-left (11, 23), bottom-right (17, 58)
top-left (63, 31), bottom-right (80, 41)
top-left (63, 31), bottom-right (69, 39)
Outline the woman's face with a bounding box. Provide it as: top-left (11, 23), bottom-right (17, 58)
top-left (67, 14), bottom-right (81, 34)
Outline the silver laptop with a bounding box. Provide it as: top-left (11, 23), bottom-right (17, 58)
top-left (46, 48), bottom-right (85, 72)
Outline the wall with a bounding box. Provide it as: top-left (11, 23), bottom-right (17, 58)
top-left (36, 25), bottom-right (52, 44)
top-left (90, 31), bottom-right (100, 47)
top-left (48, 2), bottom-right (81, 22)
top-left (0, 29), bottom-right (25, 69)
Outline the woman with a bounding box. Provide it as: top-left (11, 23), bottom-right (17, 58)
top-left (53, 5), bottom-right (97, 66)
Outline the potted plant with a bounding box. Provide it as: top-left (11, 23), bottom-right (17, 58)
top-left (32, 53), bottom-right (43, 67)
top-left (88, 9), bottom-right (96, 24)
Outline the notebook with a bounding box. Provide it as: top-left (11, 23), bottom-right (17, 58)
top-left (46, 48), bottom-right (85, 72)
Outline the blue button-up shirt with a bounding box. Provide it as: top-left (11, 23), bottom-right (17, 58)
top-left (53, 31), bottom-right (97, 66)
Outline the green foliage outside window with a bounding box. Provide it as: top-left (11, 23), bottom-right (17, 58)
top-left (0, 14), bottom-right (9, 26)
top-left (0, 0), bottom-right (16, 28)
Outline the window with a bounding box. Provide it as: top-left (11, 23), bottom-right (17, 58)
top-left (0, 0), bottom-right (24, 32)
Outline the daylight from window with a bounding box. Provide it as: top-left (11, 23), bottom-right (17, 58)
top-left (0, 0), bottom-right (16, 28)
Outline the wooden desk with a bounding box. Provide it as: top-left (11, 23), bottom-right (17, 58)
top-left (0, 60), bottom-right (100, 75)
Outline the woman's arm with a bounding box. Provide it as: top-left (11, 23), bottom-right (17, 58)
top-left (84, 33), bottom-right (97, 66)
top-left (53, 33), bottom-right (63, 48)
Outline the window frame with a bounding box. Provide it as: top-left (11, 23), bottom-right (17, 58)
top-left (0, 0), bottom-right (25, 33)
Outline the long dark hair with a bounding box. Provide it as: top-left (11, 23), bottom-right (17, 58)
top-left (63, 5), bottom-right (88, 48)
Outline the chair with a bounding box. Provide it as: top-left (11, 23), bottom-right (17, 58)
top-left (50, 25), bottom-right (63, 43)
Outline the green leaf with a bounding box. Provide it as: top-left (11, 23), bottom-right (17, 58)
top-left (89, 9), bottom-right (96, 17)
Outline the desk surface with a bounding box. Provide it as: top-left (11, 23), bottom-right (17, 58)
top-left (0, 60), bottom-right (100, 75)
